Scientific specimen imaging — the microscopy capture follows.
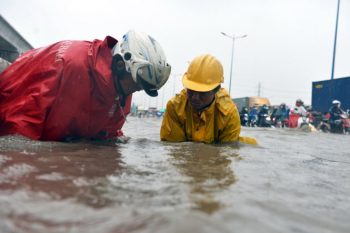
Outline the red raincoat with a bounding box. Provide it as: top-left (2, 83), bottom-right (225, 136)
top-left (0, 36), bottom-right (131, 141)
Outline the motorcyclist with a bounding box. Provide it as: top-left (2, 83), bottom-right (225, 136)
top-left (329, 100), bottom-right (347, 133)
top-left (329, 100), bottom-right (345, 121)
top-left (275, 103), bottom-right (289, 127)
top-left (248, 106), bottom-right (258, 127)
top-left (257, 104), bottom-right (270, 127)
top-left (270, 106), bottom-right (278, 125)
top-left (239, 107), bottom-right (249, 126)
top-left (293, 99), bottom-right (308, 116)
top-left (288, 99), bottom-right (308, 128)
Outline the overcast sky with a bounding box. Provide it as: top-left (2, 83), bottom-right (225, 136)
top-left (1, 0), bottom-right (349, 108)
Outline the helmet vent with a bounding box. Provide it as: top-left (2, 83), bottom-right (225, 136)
top-left (124, 52), bottom-right (132, 61)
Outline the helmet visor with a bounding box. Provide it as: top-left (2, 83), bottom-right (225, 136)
top-left (137, 64), bottom-right (156, 85)
top-left (136, 65), bottom-right (158, 97)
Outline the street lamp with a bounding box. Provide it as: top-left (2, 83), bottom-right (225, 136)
top-left (221, 32), bottom-right (247, 96)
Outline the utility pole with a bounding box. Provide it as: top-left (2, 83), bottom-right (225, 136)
top-left (257, 82), bottom-right (261, 97)
top-left (331, 0), bottom-right (341, 80)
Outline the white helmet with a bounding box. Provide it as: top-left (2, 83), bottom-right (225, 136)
top-left (332, 100), bottom-right (341, 105)
top-left (113, 30), bottom-right (171, 97)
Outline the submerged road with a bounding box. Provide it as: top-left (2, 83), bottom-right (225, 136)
top-left (0, 117), bottom-right (349, 233)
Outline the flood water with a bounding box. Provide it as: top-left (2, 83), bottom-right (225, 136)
top-left (0, 117), bottom-right (349, 233)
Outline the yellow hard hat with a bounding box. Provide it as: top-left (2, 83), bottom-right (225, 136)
top-left (182, 54), bottom-right (224, 92)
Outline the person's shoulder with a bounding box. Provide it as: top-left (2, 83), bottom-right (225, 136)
top-left (215, 88), bottom-right (237, 115)
top-left (101, 36), bottom-right (118, 49)
top-left (164, 89), bottom-right (188, 120)
top-left (166, 89), bottom-right (187, 109)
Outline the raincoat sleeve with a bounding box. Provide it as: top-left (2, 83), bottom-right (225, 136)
top-left (218, 111), bottom-right (258, 145)
top-left (160, 100), bottom-right (186, 142)
top-left (218, 108), bottom-right (241, 143)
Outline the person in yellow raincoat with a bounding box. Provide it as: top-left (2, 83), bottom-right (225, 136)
top-left (160, 54), bottom-right (257, 145)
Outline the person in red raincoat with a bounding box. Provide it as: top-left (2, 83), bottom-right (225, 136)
top-left (0, 30), bottom-right (171, 141)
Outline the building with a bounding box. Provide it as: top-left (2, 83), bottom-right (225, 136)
top-left (232, 96), bottom-right (271, 112)
top-left (0, 14), bottom-right (33, 63)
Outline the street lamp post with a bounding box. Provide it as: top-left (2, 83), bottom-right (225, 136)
top-left (331, 0), bottom-right (341, 80)
top-left (221, 32), bottom-right (247, 96)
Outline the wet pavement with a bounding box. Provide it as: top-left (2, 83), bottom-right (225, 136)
top-left (0, 117), bottom-right (349, 233)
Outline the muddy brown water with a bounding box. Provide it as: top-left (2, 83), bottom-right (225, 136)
top-left (0, 117), bottom-right (349, 233)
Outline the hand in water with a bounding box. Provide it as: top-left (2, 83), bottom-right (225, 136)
top-left (114, 135), bottom-right (131, 144)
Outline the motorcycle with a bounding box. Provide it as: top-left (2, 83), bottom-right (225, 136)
top-left (240, 113), bottom-right (249, 127)
top-left (258, 113), bottom-right (272, 127)
top-left (296, 115), bottom-right (318, 132)
top-left (297, 115), bottom-right (310, 128)
top-left (340, 113), bottom-right (350, 134)
top-left (318, 118), bottom-right (331, 133)
top-left (330, 113), bottom-right (350, 134)
top-left (249, 115), bottom-right (258, 127)
top-left (275, 116), bottom-right (289, 128)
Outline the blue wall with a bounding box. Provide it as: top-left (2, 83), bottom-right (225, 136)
top-left (312, 77), bottom-right (350, 113)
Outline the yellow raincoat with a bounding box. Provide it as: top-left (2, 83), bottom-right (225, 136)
top-left (160, 88), bottom-right (256, 144)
